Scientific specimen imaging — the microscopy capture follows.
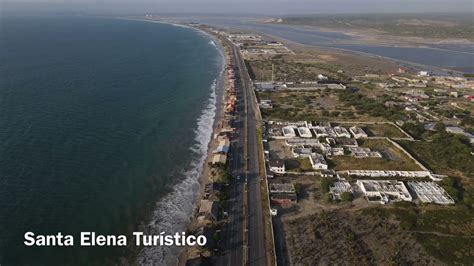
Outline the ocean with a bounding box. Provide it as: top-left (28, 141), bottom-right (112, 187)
top-left (0, 16), bottom-right (224, 265)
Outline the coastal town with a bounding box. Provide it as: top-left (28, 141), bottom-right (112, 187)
top-left (170, 21), bottom-right (474, 266)
top-left (2, 1), bottom-right (474, 264)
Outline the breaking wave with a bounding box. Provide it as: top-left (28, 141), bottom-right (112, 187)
top-left (136, 78), bottom-right (218, 265)
top-left (208, 40), bottom-right (217, 48)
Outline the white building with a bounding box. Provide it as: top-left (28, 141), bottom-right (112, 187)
top-left (349, 126), bottom-right (368, 139)
top-left (292, 147), bottom-right (313, 158)
top-left (407, 181), bottom-right (455, 205)
top-left (309, 153), bottom-right (328, 170)
top-left (334, 126), bottom-right (351, 138)
top-left (297, 127), bottom-right (313, 138)
top-left (317, 74), bottom-right (328, 80)
top-left (325, 127), bottom-right (338, 138)
top-left (349, 147), bottom-right (382, 158)
top-left (348, 170), bottom-right (432, 178)
top-left (418, 71), bottom-right (429, 77)
top-left (286, 138), bottom-right (320, 147)
top-left (269, 159), bottom-right (285, 174)
top-left (312, 127), bottom-right (328, 138)
top-left (335, 138), bottom-right (359, 147)
top-left (320, 143), bottom-right (332, 154)
top-left (330, 180), bottom-right (353, 200)
top-left (259, 99), bottom-right (273, 109)
top-left (331, 147), bottom-right (345, 156)
top-left (282, 126), bottom-right (297, 138)
top-left (356, 180), bottom-right (412, 204)
top-left (446, 126), bottom-right (474, 144)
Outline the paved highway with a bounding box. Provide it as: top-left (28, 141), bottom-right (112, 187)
top-left (217, 37), bottom-right (266, 266)
top-left (234, 46), bottom-right (266, 265)
top-left (229, 38), bottom-right (266, 266)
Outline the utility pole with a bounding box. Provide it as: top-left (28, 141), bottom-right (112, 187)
top-left (271, 63), bottom-right (274, 83)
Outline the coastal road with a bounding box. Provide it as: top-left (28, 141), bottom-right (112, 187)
top-left (228, 38), bottom-right (266, 266)
top-left (216, 38), bottom-right (245, 266)
top-left (217, 37), bottom-right (266, 266)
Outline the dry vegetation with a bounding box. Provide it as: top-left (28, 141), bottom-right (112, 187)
top-left (283, 210), bottom-right (439, 265)
top-left (258, 90), bottom-right (386, 122)
top-left (335, 122), bottom-right (410, 138)
top-left (330, 139), bottom-right (422, 171)
top-left (364, 123), bottom-right (408, 138)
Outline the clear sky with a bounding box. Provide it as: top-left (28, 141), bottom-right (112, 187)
top-left (2, 0), bottom-right (473, 15)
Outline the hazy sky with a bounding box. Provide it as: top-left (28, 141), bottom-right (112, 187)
top-left (2, 0), bottom-right (474, 15)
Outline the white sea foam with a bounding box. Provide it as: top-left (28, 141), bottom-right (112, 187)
top-left (136, 77), bottom-right (219, 265)
top-left (208, 40), bottom-right (217, 48)
top-left (128, 18), bottom-right (225, 265)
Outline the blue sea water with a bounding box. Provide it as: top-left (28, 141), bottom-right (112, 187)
top-left (0, 16), bottom-right (223, 265)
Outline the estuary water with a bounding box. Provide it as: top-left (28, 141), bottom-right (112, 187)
top-left (177, 16), bottom-right (474, 73)
top-left (0, 16), bottom-right (223, 265)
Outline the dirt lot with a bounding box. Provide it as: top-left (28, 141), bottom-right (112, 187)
top-left (283, 209), bottom-right (440, 265)
top-left (258, 90), bottom-right (387, 122)
top-left (268, 139), bottom-right (292, 159)
top-left (272, 175), bottom-right (473, 265)
top-left (247, 32), bottom-right (400, 78)
top-left (330, 138), bottom-right (422, 171)
top-left (364, 123), bottom-right (410, 138)
top-left (335, 122), bottom-right (409, 139)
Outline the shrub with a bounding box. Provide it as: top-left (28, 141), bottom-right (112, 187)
top-left (320, 178), bottom-right (332, 193)
top-left (340, 192), bottom-right (354, 202)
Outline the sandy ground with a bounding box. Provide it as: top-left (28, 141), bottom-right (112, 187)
top-left (269, 34), bottom-right (400, 75)
top-left (271, 176), bottom-right (440, 265)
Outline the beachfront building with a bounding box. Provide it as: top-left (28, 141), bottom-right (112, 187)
top-left (212, 154), bottom-right (227, 165)
top-left (197, 200), bottom-right (219, 224)
top-left (214, 136), bottom-right (230, 154)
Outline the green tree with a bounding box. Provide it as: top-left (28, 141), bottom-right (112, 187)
top-left (341, 192), bottom-right (354, 202)
top-left (323, 193), bottom-right (332, 203)
top-left (402, 122), bottom-right (426, 139)
top-left (434, 122), bottom-right (446, 133)
top-left (320, 178), bottom-right (332, 193)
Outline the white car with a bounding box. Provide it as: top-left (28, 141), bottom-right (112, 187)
top-left (270, 208), bottom-right (278, 216)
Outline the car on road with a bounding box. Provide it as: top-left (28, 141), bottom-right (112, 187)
top-left (270, 208), bottom-right (278, 216)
